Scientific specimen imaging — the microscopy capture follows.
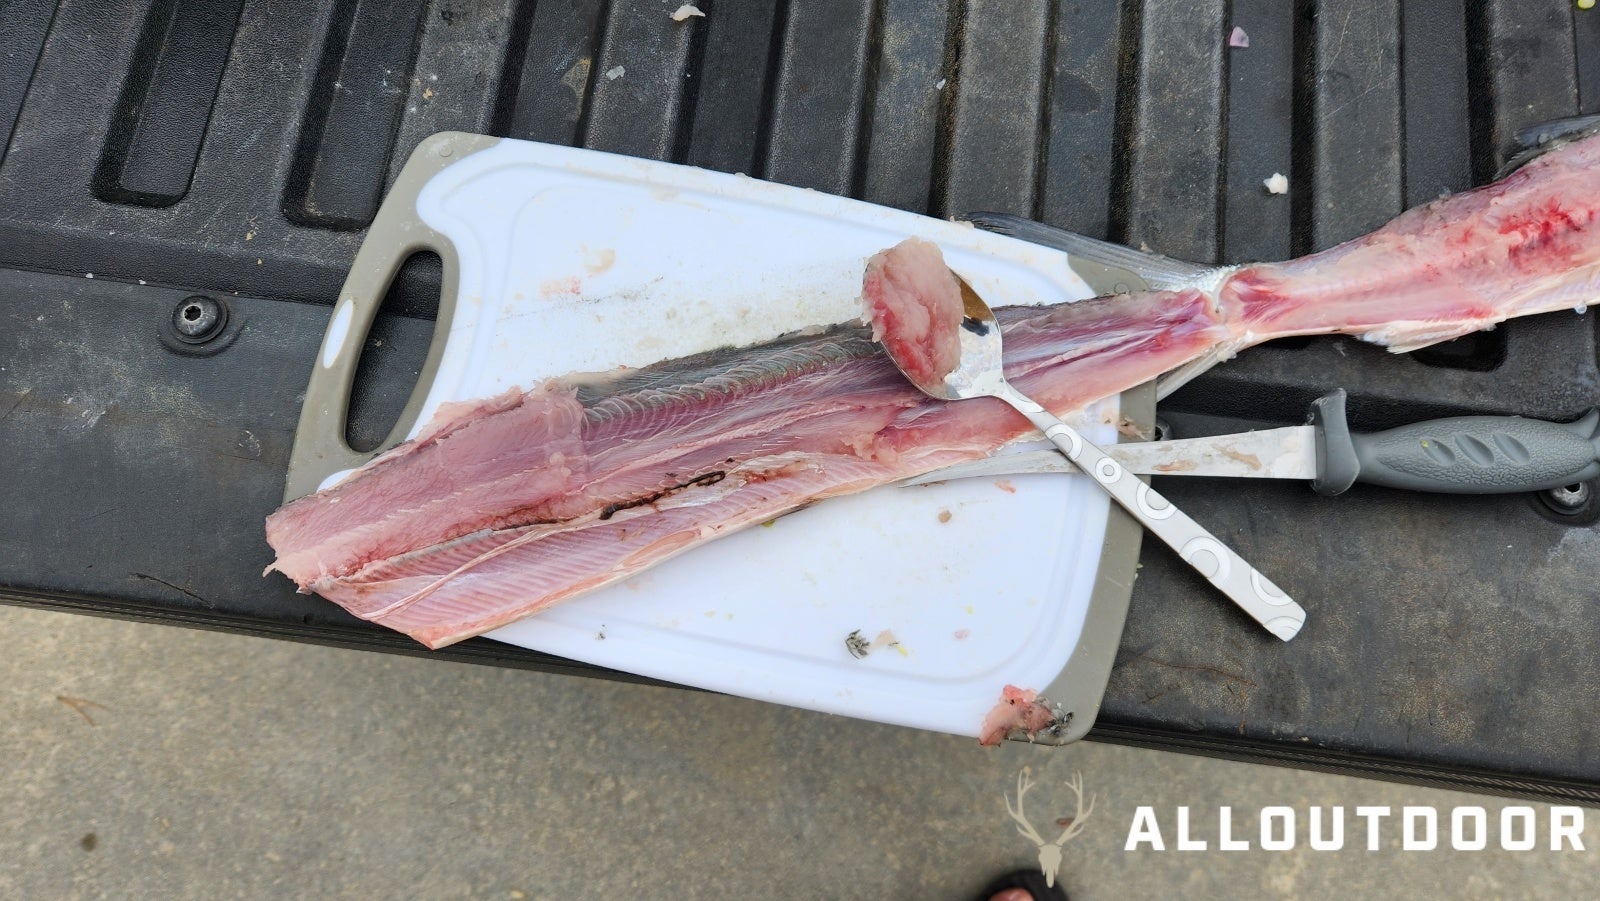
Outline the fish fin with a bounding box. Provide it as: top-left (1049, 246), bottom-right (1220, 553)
top-left (1367, 322), bottom-right (1493, 355)
top-left (1155, 342), bottom-right (1245, 400)
top-left (1162, 323), bottom-right (1495, 394)
top-left (1497, 114), bottom-right (1600, 179)
top-left (1512, 114), bottom-right (1600, 154)
top-left (962, 212), bottom-right (1215, 292)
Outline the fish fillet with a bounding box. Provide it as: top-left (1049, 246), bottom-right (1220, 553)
top-left (267, 127), bottom-right (1600, 649)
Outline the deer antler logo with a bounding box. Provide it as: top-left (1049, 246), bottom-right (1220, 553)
top-left (1003, 767), bottom-right (1095, 888)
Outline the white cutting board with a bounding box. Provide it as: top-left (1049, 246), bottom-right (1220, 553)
top-left (301, 134), bottom-right (1131, 740)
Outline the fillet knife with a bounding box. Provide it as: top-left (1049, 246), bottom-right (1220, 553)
top-left (913, 390), bottom-right (1600, 496)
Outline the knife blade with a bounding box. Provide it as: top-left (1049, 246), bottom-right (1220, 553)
top-left (903, 427), bottom-right (1313, 484)
top-left (908, 390), bottom-right (1600, 495)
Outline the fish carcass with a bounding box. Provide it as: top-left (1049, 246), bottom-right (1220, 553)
top-left (266, 122), bottom-right (1600, 649)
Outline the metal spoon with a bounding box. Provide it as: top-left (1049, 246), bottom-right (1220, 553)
top-left (885, 273), bottom-right (1307, 642)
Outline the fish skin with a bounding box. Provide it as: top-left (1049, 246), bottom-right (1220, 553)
top-left (267, 129), bottom-right (1600, 648)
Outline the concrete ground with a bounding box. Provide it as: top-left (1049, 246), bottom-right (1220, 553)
top-left (2, 605), bottom-right (1594, 900)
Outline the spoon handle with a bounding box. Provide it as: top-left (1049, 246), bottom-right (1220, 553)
top-left (997, 386), bottom-right (1307, 642)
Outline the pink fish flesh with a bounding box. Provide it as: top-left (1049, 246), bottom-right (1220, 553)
top-left (267, 289), bottom-right (1222, 647)
top-left (978, 685), bottom-right (1059, 746)
top-left (266, 128), bottom-right (1600, 649)
top-left (861, 236), bottom-right (966, 386)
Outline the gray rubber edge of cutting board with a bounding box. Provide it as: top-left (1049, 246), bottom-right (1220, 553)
top-left (282, 131), bottom-right (500, 503)
top-left (1027, 380), bottom-right (1151, 745)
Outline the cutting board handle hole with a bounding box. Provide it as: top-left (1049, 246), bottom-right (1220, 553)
top-left (345, 250), bottom-right (443, 453)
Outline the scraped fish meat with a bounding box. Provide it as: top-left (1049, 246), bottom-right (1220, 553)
top-left (860, 237), bottom-right (966, 387)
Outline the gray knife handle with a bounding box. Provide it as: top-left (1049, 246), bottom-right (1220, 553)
top-left (1312, 390), bottom-right (1600, 495)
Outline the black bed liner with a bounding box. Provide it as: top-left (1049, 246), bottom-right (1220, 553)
top-left (2, 0), bottom-right (1598, 804)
